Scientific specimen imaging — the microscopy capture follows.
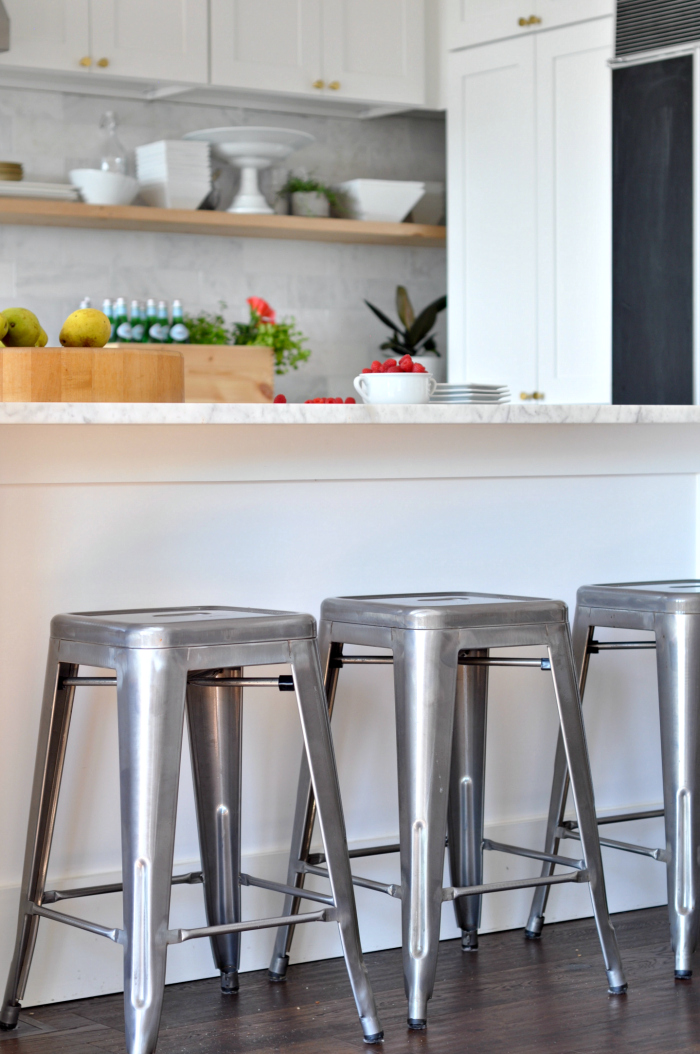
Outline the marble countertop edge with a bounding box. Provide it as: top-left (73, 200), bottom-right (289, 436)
top-left (0, 403), bottom-right (698, 425)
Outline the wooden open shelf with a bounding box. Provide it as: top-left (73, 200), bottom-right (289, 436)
top-left (0, 197), bottom-right (446, 248)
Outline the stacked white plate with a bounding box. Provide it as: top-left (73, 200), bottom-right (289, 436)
top-left (430, 383), bottom-right (510, 404)
top-left (136, 140), bottom-right (211, 210)
top-left (0, 181), bottom-right (79, 200)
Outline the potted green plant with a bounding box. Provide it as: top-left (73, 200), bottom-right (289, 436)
top-left (365, 286), bottom-right (447, 379)
top-left (184, 298), bottom-right (311, 375)
top-left (278, 176), bottom-right (339, 218)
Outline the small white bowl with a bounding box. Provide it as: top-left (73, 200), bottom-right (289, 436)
top-left (340, 179), bottom-right (425, 223)
top-left (354, 372), bottom-right (436, 405)
top-left (69, 169), bottom-right (139, 206)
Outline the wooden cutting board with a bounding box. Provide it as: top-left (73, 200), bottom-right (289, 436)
top-left (111, 344), bottom-right (275, 402)
top-left (0, 346), bottom-right (184, 402)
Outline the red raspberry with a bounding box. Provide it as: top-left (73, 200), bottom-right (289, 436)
top-left (412, 363), bottom-right (427, 373)
top-left (386, 366), bottom-right (401, 373)
top-left (382, 359), bottom-right (397, 372)
top-left (345, 397), bottom-right (356, 404)
top-left (371, 360), bottom-right (382, 372)
top-left (399, 354), bottom-right (413, 372)
top-left (273, 393), bottom-right (287, 403)
top-left (362, 367), bottom-right (372, 373)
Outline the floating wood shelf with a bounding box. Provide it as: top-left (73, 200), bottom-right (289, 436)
top-left (0, 198), bottom-right (446, 248)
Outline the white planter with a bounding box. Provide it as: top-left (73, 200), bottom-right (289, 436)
top-left (291, 191), bottom-right (330, 218)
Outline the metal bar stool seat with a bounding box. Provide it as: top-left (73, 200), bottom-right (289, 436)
top-left (0, 606), bottom-right (382, 1053)
top-left (269, 592), bottom-right (627, 1029)
top-left (528, 579), bottom-right (700, 978)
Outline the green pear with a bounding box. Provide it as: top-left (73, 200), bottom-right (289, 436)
top-left (59, 308), bottom-right (111, 348)
top-left (0, 314), bottom-right (8, 341)
top-left (2, 308), bottom-right (42, 347)
top-left (35, 327), bottom-right (48, 347)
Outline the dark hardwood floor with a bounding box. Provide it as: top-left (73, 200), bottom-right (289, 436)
top-left (0, 907), bottom-right (697, 1053)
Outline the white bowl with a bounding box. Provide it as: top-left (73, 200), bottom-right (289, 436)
top-left (340, 179), bottom-right (425, 223)
top-left (69, 169), bottom-right (139, 206)
top-left (353, 372), bottom-right (436, 405)
top-left (182, 127), bottom-right (315, 165)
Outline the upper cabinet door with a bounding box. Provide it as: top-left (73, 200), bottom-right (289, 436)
top-left (447, 0), bottom-right (613, 50)
top-left (90, 0), bottom-right (208, 83)
top-left (535, 18), bottom-right (612, 403)
top-left (321, 0), bottom-right (425, 105)
top-left (0, 0), bottom-right (89, 73)
top-left (211, 0), bottom-right (322, 93)
top-left (447, 37), bottom-right (538, 390)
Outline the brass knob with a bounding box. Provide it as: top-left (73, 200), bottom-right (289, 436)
top-left (97, 57), bottom-right (109, 68)
top-left (328, 80), bottom-right (341, 90)
top-left (312, 79), bottom-right (325, 89)
top-left (520, 391), bottom-right (546, 401)
top-left (518, 15), bottom-right (542, 25)
top-left (79, 55), bottom-right (92, 67)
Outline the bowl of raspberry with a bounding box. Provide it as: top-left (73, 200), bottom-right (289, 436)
top-left (353, 355), bottom-right (437, 404)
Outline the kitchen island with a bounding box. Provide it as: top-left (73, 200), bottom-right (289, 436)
top-left (0, 403), bottom-right (693, 1006)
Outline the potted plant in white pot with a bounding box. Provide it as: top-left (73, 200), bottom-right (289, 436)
top-left (365, 286), bottom-right (447, 380)
top-left (278, 176), bottom-right (339, 218)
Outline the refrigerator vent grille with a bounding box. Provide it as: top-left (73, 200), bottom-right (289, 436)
top-left (616, 0), bottom-right (700, 57)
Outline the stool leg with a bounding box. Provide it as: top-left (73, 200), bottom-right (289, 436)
top-left (655, 613), bottom-right (700, 978)
top-left (546, 621), bottom-right (627, 994)
top-left (393, 630), bottom-right (459, 1029)
top-left (186, 669), bottom-right (243, 994)
top-left (269, 625), bottom-right (340, 981)
top-left (117, 649), bottom-right (187, 1054)
top-left (526, 613), bottom-right (594, 938)
top-left (0, 645), bottom-right (77, 1030)
top-left (289, 638), bottom-right (383, 1044)
top-left (447, 651), bottom-right (488, 952)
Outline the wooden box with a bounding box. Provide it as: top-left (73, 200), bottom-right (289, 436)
top-left (119, 344), bottom-right (275, 403)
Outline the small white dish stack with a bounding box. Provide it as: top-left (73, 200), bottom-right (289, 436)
top-left (136, 140), bottom-right (211, 210)
top-left (430, 383), bottom-right (511, 404)
top-left (0, 181), bottom-right (80, 201)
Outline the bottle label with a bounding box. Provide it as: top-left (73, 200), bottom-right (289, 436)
top-left (131, 323), bottom-right (145, 341)
top-left (169, 323), bottom-right (190, 343)
top-left (116, 321), bottom-right (132, 341)
top-left (148, 323), bottom-right (164, 342)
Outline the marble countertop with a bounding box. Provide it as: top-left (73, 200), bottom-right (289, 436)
top-left (0, 403), bottom-right (699, 425)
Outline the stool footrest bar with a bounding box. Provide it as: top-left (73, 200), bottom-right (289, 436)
top-left (240, 872), bottom-right (335, 906)
top-left (62, 675), bottom-right (296, 691)
top-left (588, 641), bottom-right (656, 653)
top-left (30, 903), bottom-right (123, 944)
top-left (308, 837), bottom-right (448, 866)
top-left (483, 838), bottom-right (586, 871)
top-left (558, 827), bottom-right (667, 861)
top-left (448, 870), bottom-right (588, 901)
top-left (562, 808), bottom-right (664, 828)
top-left (172, 910), bottom-right (330, 944)
top-left (332, 654), bottom-right (551, 669)
top-left (302, 862), bottom-right (402, 899)
top-left (42, 871), bottom-right (204, 903)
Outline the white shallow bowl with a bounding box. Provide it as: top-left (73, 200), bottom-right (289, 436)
top-left (353, 372), bottom-right (436, 405)
top-left (182, 126), bottom-right (315, 164)
top-left (340, 179), bottom-right (425, 223)
top-left (69, 169), bottom-right (139, 206)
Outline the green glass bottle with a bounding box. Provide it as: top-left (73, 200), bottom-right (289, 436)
top-left (130, 299), bottom-right (145, 343)
top-left (145, 299), bottom-right (158, 342)
top-left (156, 300), bottom-right (171, 344)
top-left (168, 299), bottom-right (190, 344)
top-left (102, 298), bottom-right (115, 342)
top-left (114, 297), bottom-right (132, 343)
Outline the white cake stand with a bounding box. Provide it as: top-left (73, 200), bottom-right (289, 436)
top-left (183, 127), bottom-right (315, 214)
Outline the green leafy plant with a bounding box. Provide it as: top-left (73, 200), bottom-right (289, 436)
top-left (184, 297), bottom-right (311, 375)
top-left (278, 175), bottom-right (339, 208)
top-left (183, 304), bottom-right (231, 344)
top-left (365, 285), bottom-right (447, 357)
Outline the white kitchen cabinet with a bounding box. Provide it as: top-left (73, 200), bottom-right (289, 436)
top-left (447, 0), bottom-right (612, 51)
top-left (447, 17), bottom-right (613, 401)
top-left (321, 0), bottom-right (425, 104)
top-left (0, 0), bottom-right (89, 74)
top-left (212, 0), bottom-right (424, 105)
top-left (210, 0), bottom-right (322, 95)
top-left (0, 0), bottom-right (207, 83)
top-left (90, 0), bottom-right (208, 83)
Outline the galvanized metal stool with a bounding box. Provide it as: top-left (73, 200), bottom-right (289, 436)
top-left (527, 580), bottom-right (700, 979)
top-left (0, 606), bottom-right (383, 1053)
top-left (269, 593), bottom-right (627, 1029)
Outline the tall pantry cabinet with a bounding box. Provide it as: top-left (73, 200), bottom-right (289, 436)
top-left (447, 12), bottom-right (613, 402)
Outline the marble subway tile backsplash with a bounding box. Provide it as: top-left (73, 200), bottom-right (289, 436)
top-left (0, 87), bottom-right (446, 400)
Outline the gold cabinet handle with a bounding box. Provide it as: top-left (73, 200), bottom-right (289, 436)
top-left (518, 15), bottom-right (542, 26)
top-left (79, 55), bottom-right (92, 67)
top-left (520, 391), bottom-right (546, 401)
top-left (328, 80), bottom-right (341, 90)
top-left (97, 57), bottom-right (109, 68)
top-left (312, 79), bottom-right (325, 89)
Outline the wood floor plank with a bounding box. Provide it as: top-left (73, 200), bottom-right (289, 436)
top-left (2, 908), bottom-right (697, 1053)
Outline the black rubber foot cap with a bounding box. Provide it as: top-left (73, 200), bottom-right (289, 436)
top-left (267, 970), bottom-right (287, 983)
top-left (408, 1019), bottom-right (427, 1031)
top-left (0, 1023), bottom-right (17, 1032)
top-left (363, 1031), bottom-right (384, 1044)
top-left (524, 929), bottom-right (542, 941)
top-left (608, 984), bottom-right (628, 995)
top-left (220, 971), bottom-right (239, 995)
top-left (675, 970), bottom-right (692, 980)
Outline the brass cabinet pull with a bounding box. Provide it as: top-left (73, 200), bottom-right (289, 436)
top-left (520, 391), bottom-right (546, 401)
top-left (518, 15), bottom-right (542, 26)
top-left (328, 80), bottom-right (341, 90)
top-left (97, 57), bottom-right (109, 68)
top-left (312, 79), bottom-right (325, 89)
top-left (79, 55), bottom-right (92, 67)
